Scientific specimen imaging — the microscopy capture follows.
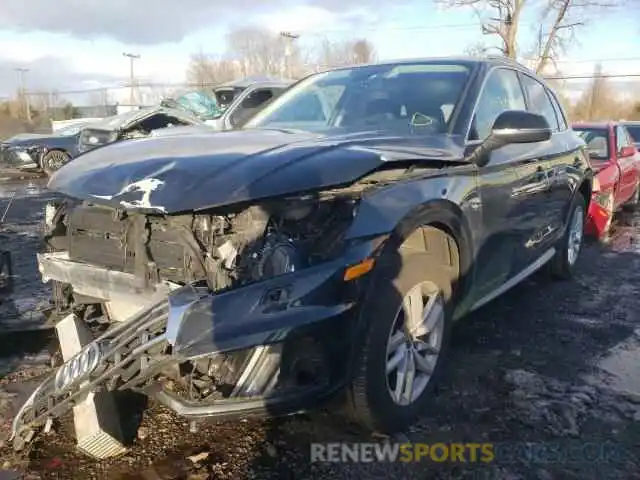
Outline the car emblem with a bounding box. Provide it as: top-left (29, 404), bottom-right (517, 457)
top-left (54, 341), bottom-right (102, 392)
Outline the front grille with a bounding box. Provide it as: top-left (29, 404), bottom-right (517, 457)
top-left (13, 300), bottom-right (170, 446)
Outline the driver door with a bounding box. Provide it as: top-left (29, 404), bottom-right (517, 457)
top-left (467, 68), bottom-right (547, 307)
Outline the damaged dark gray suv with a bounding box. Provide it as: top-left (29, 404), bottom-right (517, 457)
top-left (12, 57), bottom-right (592, 450)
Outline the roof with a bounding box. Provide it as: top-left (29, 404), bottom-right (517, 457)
top-left (214, 76), bottom-right (295, 89)
top-left (572, 121), bottom-right (619, 129)
top-left (311, 56), bottom-right (537, 78)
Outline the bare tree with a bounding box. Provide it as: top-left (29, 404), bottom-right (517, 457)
top-left (315, 38), bottom-right (377, 69)
top-left (463, 42), bottom-right (491, 57)
top-left (186, 51), bottom-right (237, 88)
top-left (226, 27), bottom-right (291, 77)
top-left (439, 0), bottom-right (610, 73)
top-left (570, 63), bottom-right (630, 121)
top-left (352, 39), bottom-right (376, 64)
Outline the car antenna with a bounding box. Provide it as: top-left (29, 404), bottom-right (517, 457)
top-left (0, 192), bottom-right (16, 225)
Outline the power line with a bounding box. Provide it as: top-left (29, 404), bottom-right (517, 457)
top-left (19, 71), bottom-right (640, 97)
top-left (523, 56), bottom-right (640, 64)
top-left (545, 73), bottom-right (640, 80)
top-left (123, 52), bottom-right (141, 105)
top-left (306, 21), bottom-right (532, 35)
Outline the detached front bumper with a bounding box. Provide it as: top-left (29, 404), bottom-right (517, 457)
top-left (13, 251), bottom-right (368, 450)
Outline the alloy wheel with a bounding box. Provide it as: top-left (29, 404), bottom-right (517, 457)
top-left (385, 282), bottom-right (444, 406)
top-left (44, 151), bottom-right (69, 172)
top-left (567, 203), bottom-right (584, 266)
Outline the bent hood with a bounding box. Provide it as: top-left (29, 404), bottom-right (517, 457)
top-left (48, 129), bottom-right (463, 214)
top-left (3, 133), bottom-right (52, 145)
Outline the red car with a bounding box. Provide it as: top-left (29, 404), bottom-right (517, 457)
top-left (573, 122), bottom-right (640, 239)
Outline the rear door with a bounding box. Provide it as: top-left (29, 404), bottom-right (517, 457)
top-left (518, 73), bottom-right (574, 255)
top-left (615, 125), bottom-right (639, 202)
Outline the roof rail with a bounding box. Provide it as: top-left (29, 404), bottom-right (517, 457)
top-left (485, 55), bottom-right (532, 71)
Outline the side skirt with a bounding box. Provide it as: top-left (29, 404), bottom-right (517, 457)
top-left (469, 247), bottom-right (556, 313)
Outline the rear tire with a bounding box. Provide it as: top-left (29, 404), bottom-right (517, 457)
top-left (549, 192), bottom-right (587, 280)
top-left (346, 250), bottom-right (454, 434)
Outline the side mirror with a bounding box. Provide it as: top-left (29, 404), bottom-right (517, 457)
top-left (619, 145), bottom-right (636, 158)
top-left (468, 110), bottom-right (552, 167)
top-left (490, 110), bottom-right (552, 145)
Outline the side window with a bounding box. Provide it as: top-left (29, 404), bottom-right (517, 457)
top-left (622, 127), bottom-right (635, 146)
top-left (520, 75), bottom-right (560, 131)
top-left (229, 89), bottom-right (276, 127)
top-left (470, 68), bottom-right (526, 141)
top-left (548, 91), bottom-right (568, 130)
top-left (616, 126), bottom-right (627, 152)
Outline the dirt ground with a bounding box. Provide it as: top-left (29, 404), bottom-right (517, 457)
top-left (0, 177), bottom-right (638, 480)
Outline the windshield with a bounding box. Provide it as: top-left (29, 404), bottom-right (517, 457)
top-left (574, 127), bottom-right (610, 160)
top-left (57, 124), bottom-right (83, 136)
top-left (244, 62), bottom-right (471, 134)
top-left (175, 91), bottom-right (222, 120)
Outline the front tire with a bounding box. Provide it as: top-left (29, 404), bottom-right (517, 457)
top-left (41, 150), bottom-right (70, 176)
top-left (346, 251), bottom-right (454, 433)
top-left (549, 192), bottom-right (586, 280)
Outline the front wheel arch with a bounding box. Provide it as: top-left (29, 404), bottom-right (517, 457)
top-left (346, 203), bottom-right (472, 378)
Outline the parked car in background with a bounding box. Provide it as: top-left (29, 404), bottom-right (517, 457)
top-left (573, 122), bottom-right (640, 240)
top-left (77, 105), bottom-right (204, 155)
top-left (160, 91), bottom-right (223, 122)
top-left (619, 120), bottom-right (640, 151)
top-left (212, 76), bottom-right (293, 113)
top-left (13, 57), bottom-right (592, 451)
top-left (0, 123), bottom-right (89, 175)
top-left (208, 79), bottom-right (293, 129)
top-left (155, 80), bottom-right (293, 137)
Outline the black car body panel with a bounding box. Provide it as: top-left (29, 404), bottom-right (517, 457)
top-left (12, 57), bottom-right (593, 452)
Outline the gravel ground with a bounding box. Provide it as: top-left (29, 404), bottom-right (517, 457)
top-left (0, 177), bottom-right (638, 480)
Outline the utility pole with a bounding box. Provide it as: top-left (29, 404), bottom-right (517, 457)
top-left (122, 52), bottom-right (140, 106)
top-left (280, 32), bottom-right (299, 78)
top-left (14, 68), bottom-right (31, 122)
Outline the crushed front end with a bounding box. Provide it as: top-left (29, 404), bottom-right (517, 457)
top-left (0, 142), bottom-right (42, 170)
top-left (13, 186), bottom-right (383, 450)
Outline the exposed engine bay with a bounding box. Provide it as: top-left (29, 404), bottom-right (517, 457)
top-left (44, 189), bottom-right (363, 320)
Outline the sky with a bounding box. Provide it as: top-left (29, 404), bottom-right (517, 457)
top-left (0, 0), bottom-right (637, 104)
